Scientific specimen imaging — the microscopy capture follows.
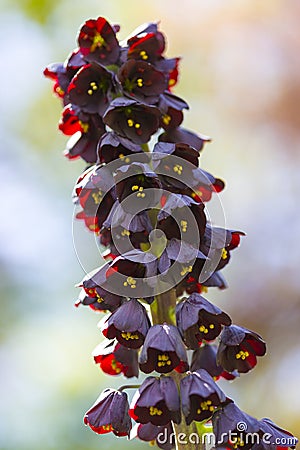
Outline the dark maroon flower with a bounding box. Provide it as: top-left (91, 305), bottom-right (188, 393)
top-left (200, 226), bottom-right (245, 272)
top-left (133, 422), bottom-right (175, 450)
top-left (181, 369), bottom-right (226, 424)
top-left (75, 286), bottom-right (123, 312)
top-left (254, 419), bottom-right (298, 450)
top-left (129, 376), bottom-right (181, 426)
top-left (92, 339), bottom-right (139, 378)
top-left (118, 59), bottom-right (167, 103)
top-left (158, 92), bottom-right (188, 130)
top-left (73, 165), bottom-right (116, 229)
top-left (176, 293), bottom-right (231, 349)
top-left (64, 113), bottom-right (105, 162)
top-left (77, 17), bottom-right (120, 64)
top-left (159, 126), bottom-right (211, 153)
top-left (44, 52), bottom-right (84, 102)
top-left (212, 401), bottom-right (260, 450)
top-left (84, 389), bottom-right (131, 436)
top-left (103, 97), bottom-right (161, 144)
top-left (191, 344), bottom-right (239, 381)
top-left (76, 265), bottom-right (124, 312)
top-left (68, 63), bottom-right (113, 115)
top-left (114, 162), bottom-right (161, 213)
top-left (127, 29), bottom-right (165, 64)
top-left (153, 141), bottom-right (200, 166)
top-left (97, 131), bottom-right (146, 165)
top-left (101, 298), bottom-right (151, 349)
top-left (157, 193), bottom-right (206, 245)
top-left (139, 323), bottom-right (188, 374)
top-left (217, 325), bottom-right (266, 374)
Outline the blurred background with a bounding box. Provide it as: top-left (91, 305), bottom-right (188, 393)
top-left (0, 0), bottom-right (299, 448)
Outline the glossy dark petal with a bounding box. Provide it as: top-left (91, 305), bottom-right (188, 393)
top-left (159, 126), bottom-right (211, 152)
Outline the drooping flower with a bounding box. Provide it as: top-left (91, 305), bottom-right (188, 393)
top-left (77, 17), bottom-right (120, 65)
top-left (84, 388), bottom-right (131, 436)
top-left (68, 63), bottom-right (113, 115)
top-left (191, 344), bottom-right (239, 381)
top-left (129, 376), bottom-right (181, 426)
top-left (127, 28), bottom-right (166, 64)
top-left (176, 293), bottom-right (231, 349)
top-left (92, 339), bottom-right (139, 378)
top-left (103, 97), bottom-right (161, 144)
top-left (63, 113), bottom-right (105, 162)
top-left (97, 131), bottom-right (145, 165)
top-left (139, 323), bottom-right (188, 373)
top-left (180, 369), bottom-right (226, 424)
top-left (254, 418), bottom-right (298, 450)
top-left (118, 59), bottom-right (168, 103)
top-left (101, 298), bottom-right (151, 349)
top-left (132, 422), bottom-right (175, 450)
top-left (217, 325), bottom-right (266, 374)
top-left (212, 400), bottom-right (260, 450)
top-left (114, 162), bottom-right (162, 213)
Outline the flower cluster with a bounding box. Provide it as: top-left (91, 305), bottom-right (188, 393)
top-left (44, 16), bottom-right (297, 450)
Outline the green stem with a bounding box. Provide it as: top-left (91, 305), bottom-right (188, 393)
top-left (141, 143), bottom-right (150, 153)
top-left (150, 289), bottom-right (204, 450)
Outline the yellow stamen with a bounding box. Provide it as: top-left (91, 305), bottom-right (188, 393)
top-left (137, 78), bottom-right (143, 87)
top-left (180, 265), bottom-right (193, 276)
top-left (149, 406), bottom-right (163, 416)
top-left (235, 350), bottom-right (249, 360)
top-left (162, 114), bottom-right (171, 126)
top-left (92, 191), bottom-right (103, 204)
top-left (121, 331), bottom-right (139, 340)
top-left (140, 50), bottom-right (148, 60)
top-left (221, 248), bottom-right (228, 260)
top-left (123, 277), bottom-right (137, 288)
top-left (90, 33), bottom-right (105, 52)
top-left (180, 220), bottom-right (188, 232)
top-left (173, 164), bottom-right (183, 175)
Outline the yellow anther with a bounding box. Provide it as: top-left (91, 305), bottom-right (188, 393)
top-left (157, 354), bottom-right (171, 367)
top-left (96, 296), bottom-right (104, 303)
top-left (127, 119), bottom-right (134, 127)
top-left (140, 50), bottom-right (148, 60)
top-left (131, 185), bottom-right (139, 191)
top-left (235, 350), bottom-right (249, 360)
top-left (123, 277), bottom-right (137, 288)
top-left (209, 324), bottom-right (215, 329)
top-left (199, 325), bottom-right (209, 334)
top-left (135, 123), bottom-right (141, 129)
top-left (201, 286), bottom-right (208, 293)
top-left (149, 406), bottom-right (162, 416)
top-left (121, 229), bottom-right (130, 236)
top-left (162, 114), bottom-right (171, 126)
top-left (173, 164), bottom-right (183, 175)
top-left (91, 33), bottom-right (105, 52)
top-left (79, 121), bottom-right (89, 133)
top-left (180, 220), bottom-right (188, 232)
top-left (221, 248), bottom-right (228, 260)
top-left (119, 153), bottom-right (130, 163)
top-left (92, 191), bottom-right (103, 204)
top-left (137, 78), bottom-right (143, 87)
top-left (111, 358), bottom-right (121, 374)
top-left (87, 89), bottom-right (93, 95)
top-left (198, 400), bottom-right (214, 413)
top-left (121, 332), bottom-right (139, 340)
top-left (180, 265), bottom-right (193, 276)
